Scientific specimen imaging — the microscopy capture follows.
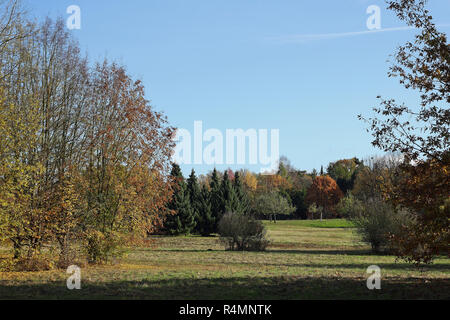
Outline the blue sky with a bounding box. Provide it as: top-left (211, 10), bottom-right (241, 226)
top-left (25, 0), bottom-right (450, 175)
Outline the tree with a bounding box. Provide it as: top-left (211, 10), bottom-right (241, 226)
top-left (388, 156), bottom-right (450, 264)
top-left (352, 155), bottom-right (401, 202)
top-left (187, 169), bottom-right (201, 232)
top-left (311, 169), bottom-right (318, 179)
top-left (242, 171), bottom-right (258, 192)
top-left (306, 176), bottom-right (344, 218)
top-left (233, 171), bottom-right (250, 214)
top-left (336, 193), bottom-right (364, 218)
top-left (209, 168), bottom-right (223, 227)
top-left (359, 0), bottom-right (449, 263)
top-left (287, 187), bottom-right (308, 219)
top-left (0, 86), bottom-right (46, 261)
top-left (308, 203), bottom-right (323, 220)
top-left (257, 174), bottom-right (291, 193)
top-left (0, 0), bottom-right (28, 62)
top-left (221, 170), bottom-right (242, 214)
top-left (360, 0), bottom-right (449, 164)
top-left (327, 158), bottom-right (362, 194)
top-left (165, 164), bottom-right (196, 235)
top-left (195, 185), bottom-right (216, 236)
top-left (1, 12), bottom-right (176, 267)
top-left (81, 60), bottom-right (175, 262)
top-left (252, 191), bottom-right (295, 222)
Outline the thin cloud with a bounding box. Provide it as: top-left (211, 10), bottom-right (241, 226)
top-left (269, 24), bottom-right (450, 43)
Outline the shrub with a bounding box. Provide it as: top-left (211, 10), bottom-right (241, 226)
top-left (1, 256), bottom-right (55, 272)
top-left (218, 212), bottom-right (270, 251)
top-left (348, 198), bottom-right (415, 253)
top-left (84, 230), bottom-right (126, 264)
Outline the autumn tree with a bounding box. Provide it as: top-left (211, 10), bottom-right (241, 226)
top-left (352, 155), bottom-right (402, 202)
top-left (0, 86), bottom-right (44, 261)
top-left (78, 59), bottom-right (175, 262)
top-left (0, 9), bottom-right (176, 267)
top-left (241, 171), bottom-right (257, 192)
top-left (306, 176), bottom-right (344, 218)
top-left (359, 0), bottom-right (449, 263)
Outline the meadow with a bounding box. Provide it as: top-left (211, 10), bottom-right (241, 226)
top-left (0, 219), bottom-right (449, 300)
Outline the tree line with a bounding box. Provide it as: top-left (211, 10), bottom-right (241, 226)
top-left (164, 156), bottom-right (365, 234)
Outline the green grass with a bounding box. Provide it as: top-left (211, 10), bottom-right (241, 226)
top-left (0, 219), bottom-right (449, 300)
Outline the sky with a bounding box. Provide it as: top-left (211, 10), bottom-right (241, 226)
top-left (25, 0), bottom-right (450, 175)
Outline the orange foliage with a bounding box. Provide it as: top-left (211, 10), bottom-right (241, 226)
top-left (388, 156), bottom-right (450, 264)
top-left (306, 176), bottom-right (344, 217)
top-left (257, 174), bottom-right (291, 192)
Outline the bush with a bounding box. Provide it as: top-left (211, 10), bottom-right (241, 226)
top-left (348, 199), bottom-right (415, 253)
top-left (218, 212), bottom-right (270, 251)
top-left (1, 256), bottom-right (55, 272)
top-left (84, 230), bottom-right (126, 264)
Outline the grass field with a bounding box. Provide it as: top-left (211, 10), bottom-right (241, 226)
top-left (0, 219), bottom-right (449, 300)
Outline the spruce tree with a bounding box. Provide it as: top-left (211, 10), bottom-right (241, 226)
top-left (165, 163), bottom-right (196, 235)
top-left (196, 185), bottom-right (216, 236)
top-left (233, 171), bottom-right (249, 214)
top-left (170, 162), bottom-right (183, 179)
top-left (209, 168), bottom-right (222, 228)
top-left (187, 169), bottom-right (202, 233)
top-left (221, 170), bottom-right (241, 214)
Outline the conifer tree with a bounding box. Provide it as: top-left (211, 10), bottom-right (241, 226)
top-left (209, 168), bottom-right (222, 227)
top-left (196, 185), bottom-right (216, 236)
top-left (187, 168), bottom-right (201, 225)
top-left (233, 171), bottom-right (249, 214)
top-left (165, 163), bottom-right (196, 235)
top-left (221, 170), bottom-right (241, 214)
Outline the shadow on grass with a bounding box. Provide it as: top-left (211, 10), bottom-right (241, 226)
top-left (0, 275), bottom-right (449, 300)
top-left (150, 248), bottom-right (449, 271)
top-left (220, 261), bottom-right (450, 271)
top-left (153, 248), bottom-right (371, 255)
top-left (267, 249), bottom-right (372, 256)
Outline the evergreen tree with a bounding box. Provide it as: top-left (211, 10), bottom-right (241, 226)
top-left (233, 171), bottom-right (249, 214)
top-left (209, 168), bottom-right (222, 228)
top-left (187, 169), bottom-right (201, 228)
top-left (221, 170), bottom-right (241, 214)
top-left (311, 168), bottom-right (318, 179)
top-left (196, 185), bottom-right (216, 236)
top-left (170, 162), bottom-right (183, 179)
top-left (165, 163), bottom-right (196, 235)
